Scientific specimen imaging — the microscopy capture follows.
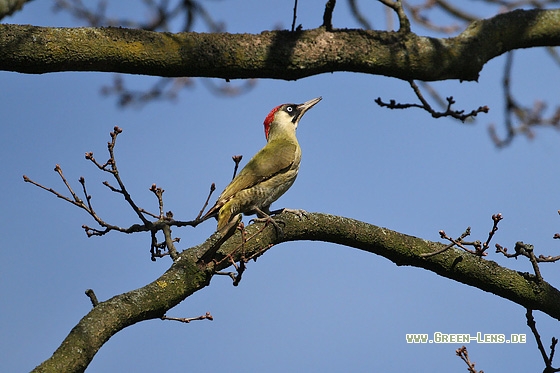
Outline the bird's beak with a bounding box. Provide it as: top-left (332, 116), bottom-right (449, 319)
top-left (294, 97), bottom-right (322, 123)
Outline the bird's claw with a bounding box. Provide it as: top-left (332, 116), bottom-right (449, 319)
top-left (281, 208), bottom-right (308, 220)
top-left (249, 208), bottom-right (307, 239)
top-left (250, 215), bottom-right (285, 227)
top-left (250, 215), bottom-right (285, 238)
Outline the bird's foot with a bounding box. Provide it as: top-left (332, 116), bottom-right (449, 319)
top-left (250, 214), bottom-right (285, 238)
top-left (279, 208), bottom-right (308, 219)
top-left (269, 207), bottom-right (308, 220)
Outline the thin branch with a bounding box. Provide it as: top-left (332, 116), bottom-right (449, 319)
top-left (23, 168), bottom-right (132, 237)
top-left (232, 155), bottom-right (243, 180)
top-left (23, 171), bottom-right (81, 207)
top-left (54, 0), bottom-right (231, 106)
top-left (404, 0), bottom-right (471, 34)
top-left (455, 346), bottom-right (481, 373)
top-left (149, 183), bottom-right (165, 218)
top-left (291, 0), bottom-right (298, 32)
top-left (322, 0), bottom-right (336, 31)
top-left (379, 0), bottom-right (411, 33)
top-left (423, 214), bottom-right (502, 258)
top-left (495, 241), bottom-right (554, 282)
top-left (214, 223), bottom-right (250, 286)
top-left (547, 46), bottom-right (560, 66)
top-left (417, 81), bottom-right (448, 109)
top-left (421, 227), bottom-right (471, 257)
top-left (375, 80), bottom-right (489, 122)
top-left (480, 213), bottom-right (502, 254)
top-left (24, 128), bottom-right (201, 255)
top-left (162, 224), bottom-right (179, 261)
top-left (440, 228), bottom-right (487, 256)
top-left (489, 52), bottom-right (560, 148)
top-left (85, 289), bottom-right (99, 307)
top-left (526, 309), bottom-right (560, 372)
top-left (105, 127), bottom-right (151, 225)
top-left (526, 244), bottom-right (544, 283)
top-left (348, 0), bottom-right (372, 29)
top-left (161, 312), bottom-right (213, 324)
top-left (195, 183), bottom-right (216, 221)
top-left (216, 255), bottom-right (247, 286)
top-left (433, 0), bottom-right (478, 23)
top-left (53, 0), bottom-right (223, 33)
top-left (489, 52), bottom-right (516, 147)
top-left (496, 240), bottom-right (560, 264)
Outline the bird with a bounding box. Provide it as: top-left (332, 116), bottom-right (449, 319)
top-left (199, 97), bottom-right (322, 234)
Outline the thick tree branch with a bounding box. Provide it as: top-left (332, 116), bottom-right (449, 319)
top-left (32, 212), bottom-right (560, 372)
top-left (2, 8), bottom-right (560, 82)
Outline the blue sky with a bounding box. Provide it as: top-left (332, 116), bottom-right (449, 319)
top-left (2, 1), bottom-right (560, 372)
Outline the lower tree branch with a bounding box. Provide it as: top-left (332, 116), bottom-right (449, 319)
top-left (32, 212), bottom-right (560, 372)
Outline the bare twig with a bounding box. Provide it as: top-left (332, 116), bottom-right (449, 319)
top-left (495, 239), bottom-right (560, 265)
top-left (138, 208), bottom-right (160, 219)
top-left (433, 0), bottom-right (478, 23)
top-left (23, 171), bottom-right (81, 207)
top-left (375, 81), bottom-right (489, 122)
top-left (161, 312), bottom-right (213, 324)
top-left (24, 127), bottom-right (201, 261)
top-left (378, 0), bottom-right (410, 33)
top-left (162, 224), bottom-right (179, 261)
top-left (440, 228), bottom-right (484, 256)
top-left (525, 244), bottom-right (544, 283)
top-left (417, 81), bottom-right (448, 109)
top-left (24, 166), bottom-right (132, 237)
top-left (54, 0), bottom-right (243, 107)
top-left (85, 289), bottom-right (99, 307)
top-left (322, 0), bottom-right (336, 31)
top-left (212, 221), bottom-right (275, 285)
top-left (404, 0), bottom-right (466, 33)
top-left (200, 78), bottom-right (256, 98)
top-left (421, 227), bottom-right (471, 257)
top-left (489, 52), bottom-right (560, 148)
top-left (150, 229), bottom-right (164, 260)
top-left (480, 213), bottom-right (502, 255)
top-left (526, 309), bottom-right (560, 373)
top-left (216, 255), bottom-right (247, 286)
top-left (537, 254), bottom-right (560, 262)
top-left (232, 155), bottom-right (243, 180)
top-left (348, 0), bottom-right (372, 29)
top-left (455, 346), bottom-right (481, 373)
top-left (291, 0), bottom-right (298, 32)
top-left (149, 183), bottom-right (165, 218)
top-left (547, 46), bottom-right (560, 66)
top-left (495, 242), bottom-right (550, 282)
top-left (489, 52), bottom-right (517, 147)
top-left (195, 183), bottom-right (216, 221)
top-left (422, 214), bottom-right (502, 258)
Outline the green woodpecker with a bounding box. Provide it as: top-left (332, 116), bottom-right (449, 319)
top-left (201, 97), bottom-right (322, 232)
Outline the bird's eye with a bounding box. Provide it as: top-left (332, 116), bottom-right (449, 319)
top-left (286, 106), bottom-right (293, 112)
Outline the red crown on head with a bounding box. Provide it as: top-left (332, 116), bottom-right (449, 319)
top-left (263, 105), bottom-right (282, 140)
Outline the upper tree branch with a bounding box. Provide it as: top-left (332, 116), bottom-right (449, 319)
top-left (2, 8), bottom-right (560, 82)
top-left (32, 212), bottom-right (560, 372)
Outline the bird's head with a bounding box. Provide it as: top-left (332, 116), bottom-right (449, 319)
top-left (263, 97), bottom-right (322, 141)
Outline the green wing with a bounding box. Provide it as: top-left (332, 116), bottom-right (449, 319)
top-left (218, 140), bottom-right (297, 200)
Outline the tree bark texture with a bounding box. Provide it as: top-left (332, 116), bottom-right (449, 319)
top-left (1, 8), bottom-right (559, 82)
top-left (32, 212), bottom-right (560, 373)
